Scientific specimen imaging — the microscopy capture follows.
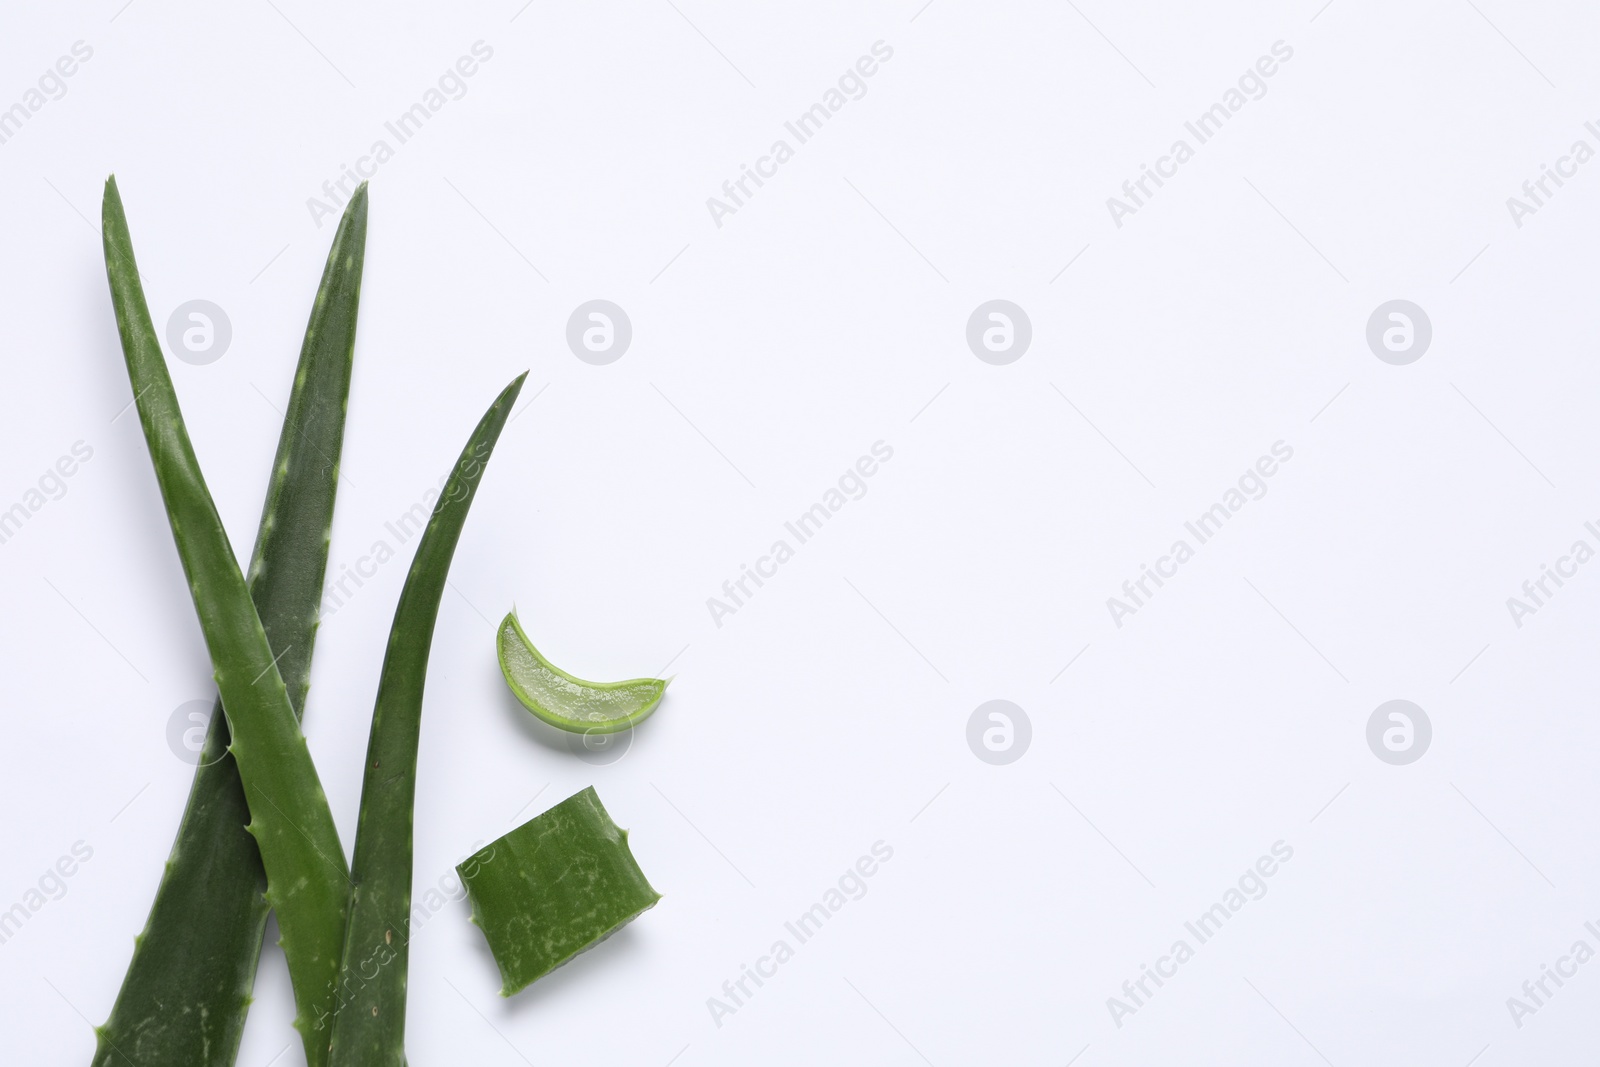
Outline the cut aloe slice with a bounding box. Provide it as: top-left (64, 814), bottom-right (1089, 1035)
top-left (497, 611), bottom-right (668, 734)
top-left (459, 786), bottom-right (660, 995)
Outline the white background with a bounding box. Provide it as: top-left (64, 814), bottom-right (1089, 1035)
top-left (3, 1), bottom-right (1600, 1064)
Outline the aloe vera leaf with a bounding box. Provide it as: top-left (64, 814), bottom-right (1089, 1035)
top-left (326, 373), bottom-right (526, 1067)
top-left (91, 186), bottom-right (368, 1067)
top-left (101, 176), bottom-right (351, 1067)
top-left (497, 611), bottom-right (667, 734)
top-left (91, 183), bottom-right (371, 1067)
top-left (458, 786), bottom-right (660, 996)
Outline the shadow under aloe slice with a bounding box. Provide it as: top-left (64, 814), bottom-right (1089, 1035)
top-left (459, 786), bottom-right (660, 996)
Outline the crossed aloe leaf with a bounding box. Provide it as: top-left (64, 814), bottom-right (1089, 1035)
top-left (93, 178), bottom-right (521, 1067)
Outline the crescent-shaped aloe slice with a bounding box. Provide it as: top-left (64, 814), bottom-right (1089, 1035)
top-left (101, 176), bottom-right (350, 1067)
top-left (92, 185), bottom-right (368, 1067)
top-left (497, 611), bottom-right (668, 734)
top-left (459, 786), bottom-right (660, 996)
top-left (326, 373), bottom-right (525, 1067)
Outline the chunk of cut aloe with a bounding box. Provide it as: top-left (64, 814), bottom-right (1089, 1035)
top-left (459, 787), bottom-right (660, 995)
top-left (497, 611), bottom-right (668, 734)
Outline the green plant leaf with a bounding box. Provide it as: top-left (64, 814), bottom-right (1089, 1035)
top-left (101, 175), bottom-right (351, 1067)
top-left (458, 786), bottom-right (660, 996)
top-left (93, 185), bottom-right (368, 1067)
top-left (497, 611), bottom-right (667, 735)
top-left (326, 373), bottom-right (525, 1067)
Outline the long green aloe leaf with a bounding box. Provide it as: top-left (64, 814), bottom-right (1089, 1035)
top-left (100, 176), bottom-right (351, 1067)
top-left (327, 372), bottom-right (525, 1067)
top-left (91, 185), bottom-right (368, 1067)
